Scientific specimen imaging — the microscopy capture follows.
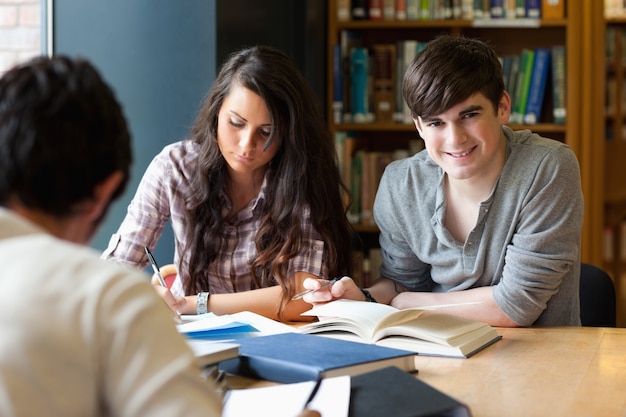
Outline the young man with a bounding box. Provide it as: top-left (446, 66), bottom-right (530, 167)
top-left (305, 35), bottom-right (583, 327)
top-left (0, 55), bottom-right (226, 416)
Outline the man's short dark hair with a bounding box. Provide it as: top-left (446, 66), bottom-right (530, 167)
top-left (0, 55), bottom-right (132, 216)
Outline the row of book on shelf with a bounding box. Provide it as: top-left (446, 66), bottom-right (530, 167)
top-left (338, 0), bottom-right (565, 22)
top-left (334, 35), bottom-right (566, 126)
top-left (335, 132), bottom-right (424, 226)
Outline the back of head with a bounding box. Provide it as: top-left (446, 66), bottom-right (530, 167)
top-left (0, 55), bottom-right (132, 216)
top-left (402, 35), bottom-right (504, 119)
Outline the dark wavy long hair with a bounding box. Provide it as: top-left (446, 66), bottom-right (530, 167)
top-left (184, 46), bottom-right (353, 317)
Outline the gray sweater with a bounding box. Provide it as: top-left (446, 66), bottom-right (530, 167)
top-left (373, 127), bottom-right (583, 326)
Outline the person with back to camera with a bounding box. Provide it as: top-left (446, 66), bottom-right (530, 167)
top-left (303, 35), bottom-right (583, 327)
top-left (102, 45), bottom-right (354, 321)
top-left (0, 54), bottom-right (225, 416)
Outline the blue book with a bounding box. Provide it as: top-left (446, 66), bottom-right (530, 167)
top-left (525, 0), bottom-right (540, 18)
top-left (350, 47), bottom-right (369, 123)
top-left (332, 43), bottom-right (343, 125)
top-left (349, 366), bottom-right (471, 417)
top-left (523, 48), bottom-right (551, 124)
top-left (219, 332), bottom-right (417, 383)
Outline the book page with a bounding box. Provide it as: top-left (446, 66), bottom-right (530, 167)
top-left (223, 375), bottom-right (350, 417)
top-left (374, 313), bottom-right (487, 345)
top-left (301, 299), bottom-right (399, 340)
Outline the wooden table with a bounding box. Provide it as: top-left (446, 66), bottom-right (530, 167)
top-left (229, 326), bottom-right (626, 417)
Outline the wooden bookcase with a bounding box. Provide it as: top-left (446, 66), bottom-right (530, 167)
top-left (604, 12), bottom-right (626, 322)
top-left (326, 0), bottom-right (605, 268)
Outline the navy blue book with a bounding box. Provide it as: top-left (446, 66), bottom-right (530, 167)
top-left (219, 332), bottom-right (417, 383)
top-left (349, 366), bottom-right (471, 417)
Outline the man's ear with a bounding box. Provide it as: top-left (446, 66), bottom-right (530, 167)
top-left (84, 171), bottom-right (124, 222)
top-left (498, 91), bottom-right (512, 124)
top-left (413, 117), bottom-right (424, 137)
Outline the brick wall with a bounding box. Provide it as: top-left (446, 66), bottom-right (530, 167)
top-left (0, 0), bottom-right (40, 75)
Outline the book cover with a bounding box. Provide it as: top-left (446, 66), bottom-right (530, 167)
top-left (504, 0), bottom-right (517, 18)
top-left (419, 0), bottom-right (431, 20)
top-left (300, 299), bottom-right (502, 358)
top-left (382, 0), bottom-right (396, 19)
top-left (406, 0), bottom-right (420, 19)
top-left (359, 149), bottom-right (373, 225)
top-left (219, 332), bottom-right (417, 384)
top-left (461, 0), bottom-right (474, 18)
top-left (523, 47), bottom-right (550, 124)
top-left (490, 0), bottom-right (505, 18)
top-left (396, 0), bottom-right (408, 20)
top-left (352, 0), bottom-right (369, 20)
top-left (349, 366), bottom-right (471, 417)
top-left (515, 0), bottom-right (526, 17)
top-left (340, 30), bottom-right (362, 123)
top-left (186, 340), bottom-right (239, 367)
top-left (510, 48), bottom-right (535, 124)
top-left (541, 0), bottom-right (564, 19)
top-left (336, 0), bottom-right (351, 21)
top-left (368, 0), bottom-right (383, 19)
top-left (350, 47), bottom-right (369, 123)
top-left (551, 44), bottom-right (566, 125)
top-left (401, 40), bottom-right (419, 123)
top-left (372, 44), bottom-right (396, 122)
top-left (525, 0), bottom-right (540, 18)
top-left (332, 43), bottom-right (344, 125)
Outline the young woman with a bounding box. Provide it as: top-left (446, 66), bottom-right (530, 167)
top-left (103, 45), bottom-right (353, 321)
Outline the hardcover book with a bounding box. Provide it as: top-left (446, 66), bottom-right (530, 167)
top-left (300, 299), bottom-right (501, 358)
top-left (510, 48), bottom-right (535, 124)
top-left (219, 332), bottom-right (418, 383)
top-left (349, 366), bottom-right (472, 417)
top-left (523, 47), bottom-right (551, 124)
top-left (551, 44), bottom-right (566, 125)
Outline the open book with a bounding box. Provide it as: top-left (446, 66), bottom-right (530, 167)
top-left (300, 299), bottom-right (501, 358)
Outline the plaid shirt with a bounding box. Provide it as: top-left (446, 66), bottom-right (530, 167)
top-left (102, 140), bottom-right (327, 296)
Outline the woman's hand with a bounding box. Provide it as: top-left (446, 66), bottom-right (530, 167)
top-left (153, 285), bottom-right (187, 317)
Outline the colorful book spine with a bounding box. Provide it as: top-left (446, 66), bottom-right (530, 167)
top-left (396, 0), bottom-right (408, 19)
top-left (350, 47), bottom-right (369, 123)
top-left (551, 45), bottom-right (566, 125)
top-left (372, 44), bottom-right (396, 122)
top-left (510, 48), bottom-right (535, 124)
top-left (523, 48), bottom-right (550, 124)
top-left (332, 44), bottom-right (344, 125)
top-left (490, 0), bottom-right (505, 18)
top-left (369, 0), bottom-right (383, 19)
top-left (382, 0), bottom-right (396, 19)
top-left (419, 0), bottom-right (431, 19)
top-left (515, 0), bottom-right (526, 17)
top-left (406, 0), bottom-right (420, 20)
top-left (337, 0), bottom-right (351, 21)
top-left (352, 0), bottom-right (369, 20)
top-left (525, 0), bottom-right (540, 18)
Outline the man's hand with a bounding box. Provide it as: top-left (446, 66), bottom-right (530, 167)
top-left (301, 276), bottom-right (366, 305)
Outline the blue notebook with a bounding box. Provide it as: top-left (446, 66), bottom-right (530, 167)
top-left (219, 332), bottom-right (417, 383)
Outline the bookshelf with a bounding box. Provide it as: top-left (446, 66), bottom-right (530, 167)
top-left (326, 0), bottom-right (605, 268)
top-left (604, 6), bottom-right (626, 323)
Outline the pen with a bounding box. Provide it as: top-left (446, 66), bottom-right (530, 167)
top-left (292, 277), bottom-right (339, 300)
top-left (303, 378), bottom-right (322, 410)
top-left (144, 246), bottom-right (167, 288)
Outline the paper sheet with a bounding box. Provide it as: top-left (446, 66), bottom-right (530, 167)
top-left (223, 375), bottom-right (350, 417)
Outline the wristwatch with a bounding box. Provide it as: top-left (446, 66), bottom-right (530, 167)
top-left (197, 291), bottom-right (210, 315)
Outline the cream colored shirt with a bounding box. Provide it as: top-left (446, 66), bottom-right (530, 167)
top-left (0, 208), bottom-right (222, 417)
